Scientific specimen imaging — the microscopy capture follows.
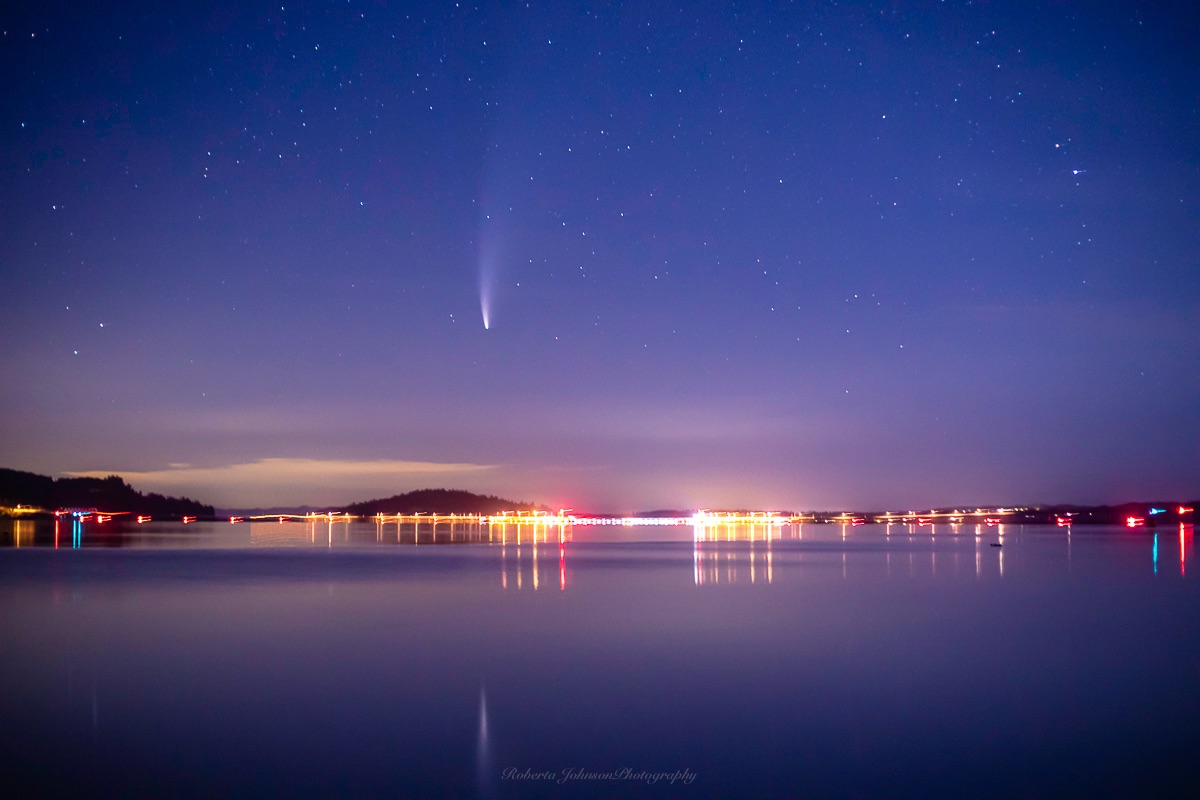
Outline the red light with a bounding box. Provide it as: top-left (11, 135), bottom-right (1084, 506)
top-left (1127, 516), bottom-right (1144, 528)
top-left (1180, 506), bottom-right (1194, 515)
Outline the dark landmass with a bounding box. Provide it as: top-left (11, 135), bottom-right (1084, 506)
top-left (0, 467), bottom-right (214, 517)
top-left (340, 488), bottom-right (543, 516)
top-left (2, 466), bottom-right (1192, 526)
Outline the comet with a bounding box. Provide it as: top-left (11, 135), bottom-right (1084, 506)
top-left (478, 224), bottom-right (500, 331)
top-left (479, 262), bottom-right (493, 330)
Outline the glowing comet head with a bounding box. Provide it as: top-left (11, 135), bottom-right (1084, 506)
top-left (480, 296), bottom-right (491, 330)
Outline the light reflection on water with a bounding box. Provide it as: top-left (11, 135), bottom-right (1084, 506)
top-left (2, 518), bottom-right (1192, 583)
top-left (0, 519), bottom-right (1197, 797)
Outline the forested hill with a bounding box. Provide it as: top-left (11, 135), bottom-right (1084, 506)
top-left (340, 489), bottom-right (542, 516)
top-left (0, 468), bottom-right (214, 517)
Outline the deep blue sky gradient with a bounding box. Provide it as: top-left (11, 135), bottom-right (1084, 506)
top-left (2, 1), bottom-right (1196, 510)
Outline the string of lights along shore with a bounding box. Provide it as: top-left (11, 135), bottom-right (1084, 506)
top-left (2, 1), bottom-right (1196, 511)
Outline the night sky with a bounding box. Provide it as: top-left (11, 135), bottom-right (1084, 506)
top-left (2, 1), bottom-right (1196, 511)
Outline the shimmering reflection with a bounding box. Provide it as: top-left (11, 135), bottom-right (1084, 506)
top-left (11, 520), bottom-right (33, 548)
top-left (495, 522), bottom-right (570, 591)
top-left (248, 521), bottom-right (317, 546)
top-left (2, 519), bottom-right (1195, 586)
top-left (691, 522), bottom-right (804, 586)
top-left (1182, 523), bottom-right (1191, 577)
top-left (500, 535), bottom-right (569, 591)
top-left (693, 540), bottom-right (777, 586)
top-left (476, 687), bottom-right (493, 800)
top-left (683, 523), bottom-right (1023, 586)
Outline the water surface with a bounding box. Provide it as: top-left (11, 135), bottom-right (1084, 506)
top-left (1, 519), bottom-right (1196, 798)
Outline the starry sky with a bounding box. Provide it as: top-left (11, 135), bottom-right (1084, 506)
top-left (2, 1), bottom-right (1197, 511)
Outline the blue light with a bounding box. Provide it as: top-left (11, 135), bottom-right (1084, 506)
top-left (1150, 507), bottom-right (1167, 516)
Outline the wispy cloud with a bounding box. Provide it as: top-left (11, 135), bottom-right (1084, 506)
top-left (65, 457), bottom-right (499, 507)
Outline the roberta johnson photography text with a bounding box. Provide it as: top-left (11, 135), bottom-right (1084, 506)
top-left (501, 767), bottom-right (698, 786)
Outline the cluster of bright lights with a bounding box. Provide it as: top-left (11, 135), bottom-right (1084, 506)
top-left (228, 513), bottom-right (353, 523)
top-left (224, 506), bottom-right (1196, 531)
top-left (573, 516), bottom-right (689, 526)
top-left (53, 509), bottom-right (128, 523)
top-left (370, 511), bottom-right (804, 527)
top-left (875, 508), bottom-right (1021, 522)
top-left (691, 511), bottom-right (792, 526)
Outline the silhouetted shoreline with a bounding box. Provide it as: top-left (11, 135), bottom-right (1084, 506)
top-left (3, 466), bottom-right (1193, 527)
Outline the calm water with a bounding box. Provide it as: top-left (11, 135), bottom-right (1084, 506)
top-left (1, 518), bottom-right (1196, 798)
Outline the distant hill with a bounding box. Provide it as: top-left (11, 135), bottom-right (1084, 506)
top-left (0, 467), bottom-right (214, 517)
top-left (340, 488), bottom-right (542, 516)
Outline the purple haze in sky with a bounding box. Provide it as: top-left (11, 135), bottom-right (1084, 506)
top-left (1, 1), bottom-right (1196, 511)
